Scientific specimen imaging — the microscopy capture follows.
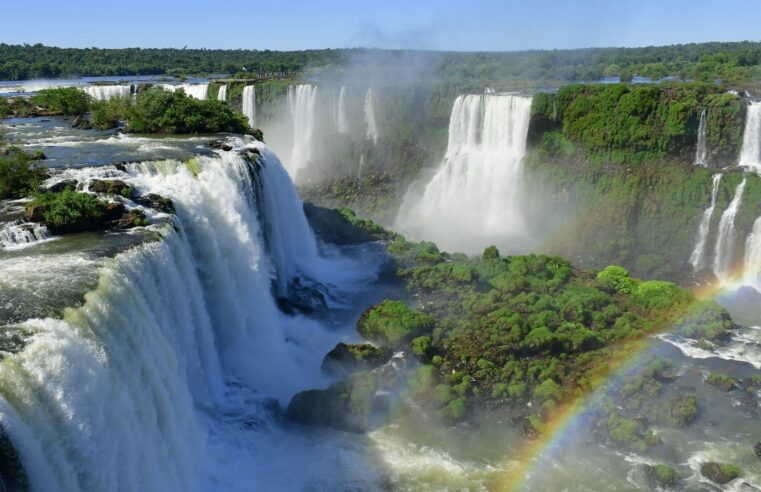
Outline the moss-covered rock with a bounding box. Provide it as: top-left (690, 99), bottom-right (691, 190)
top-left (643, 464), bottom-right (677, 489)
top-left (706, 372), bottom-right (736, 391)
top-left (700, 462), bottom-right (741, 484)
top-left (357, 300), bottom-right (435, 347)
top-left (321, 342), bottom-right (391, 377)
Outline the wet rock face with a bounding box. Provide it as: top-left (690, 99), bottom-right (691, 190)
top-left (88, 179), bottom-right (135, 198)
top-left (700, 462), bottom-right (741, 484)
top-left (754, 442), bottom-right (761, 460)
top-left (46, 180), bottom-right (78, 193)
top-left (135, 194), bottom-right (175, 214)
top-left (321, 342), bottom-right (391, 377)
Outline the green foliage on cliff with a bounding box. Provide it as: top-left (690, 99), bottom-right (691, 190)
top-left (531, 83), bottom-right (744, 166)
top-left (27, 190), bottom-right (107, 229)
top-left (357, 300), bottom-right (435, 347)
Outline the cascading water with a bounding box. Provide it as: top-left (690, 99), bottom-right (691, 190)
top-left (337, 86), bottom-right (348, 134)
top-left (0, 141), bottom-right (378, 491)
top-left (743, 216), bottom-right (761, 287)
top-left (364, 88), bottom-right (378, 144)
top-left (739, 101), bottom-right (761, 173)
top-left (0, 220), bottom-right (51, 250)
top-left (160, 83), bottom-right (209, 100)
top-left (713, 177), bottom-right (747, 281)
top-left (287, 84), bottom-right (318, 177)
top-left (688, 173), bottom-right (722, 271)
top-left (218, 84), bottom-right (227, 102)
top-left (396, 94), bottom-right (533, 254)
top-left (82, 85), bottom-right (132, 101)
top-left (694, 109), bottom-right (708, 166)
top-left (242, 85), bottom-right (256, 127)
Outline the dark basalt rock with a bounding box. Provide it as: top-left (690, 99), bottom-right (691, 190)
top-left (135, 193), bottom-right (175, 214)
top-left (23, 204), bottom-right (45, 223)
top-left (700, 462), bottom-right (740, 484)
top-left (71, 115), bottom-right (93, 130)
top-left (88, 179), bottom-right (135, 198)
top-left (0, 425), bottom-right (28, 492)
top-left (114, 162), bottom-right (128, 172)
top-left (276, 277), bottom-right (327, 316)
top-left (46, 179), bottom-right (77, 193)
top-left (321, 342), bottom-right (391, 377)
top-left (113, 209), bottom-right (147, 229)
top-left (207, 140), bottom-right (233, 151)
top-left (642, 464), bottom-right (677, 489)
top-left (754, 442), bottom-right (761, 459)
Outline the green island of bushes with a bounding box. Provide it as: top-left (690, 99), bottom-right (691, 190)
top-left (288, 209), bottom-right (736, 443)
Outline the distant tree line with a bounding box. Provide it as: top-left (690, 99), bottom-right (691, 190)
top-left (3, 42), bottom-right (761, 87)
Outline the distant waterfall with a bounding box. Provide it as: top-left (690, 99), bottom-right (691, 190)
top-left (82, 84), bottom-right (132, 101)
top-left (337, 86), bottom-right (348, 134)
top-left (689, 173), bottom-right (722, 271)
top-left (694, 109), bottom-right (708, 166)
top-left (0, 220), bottom-right (51, 250)
top-left (739, 101), bottom-right (761, 173)
top-left (287, 84), bottom-right (318, 176)
top-left (217, 84), bottom-right (227, 102)
top-left (364, 88), bottom-right (379, 144)
top-left (0, 142), bottom-right (346, 491)
top-left (396, 94), bottom-right (533, 254)
top-left (242, 85), bottom-right (256, 126)
top-left (713, 177), bottom-right (747, 281)
top-left (743, 216), bottom-right (761, 287)
top-left (160, 83), bottom-right (208, 99)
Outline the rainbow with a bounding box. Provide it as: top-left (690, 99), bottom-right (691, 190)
top-left (497, 273), bottom-right (752, 492)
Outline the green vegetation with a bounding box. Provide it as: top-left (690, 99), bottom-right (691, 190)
top-left (701, 462), bottom-right (742, 484)
top-left (706, 372), bottom-right (736, 391)
top-left (30, 87), bottom-right (90, 115)
top-left (25, 190), bottom-right (108, 231)
top-left (357, 300), bottom-right (435, 347)
top-left (0, 147), bottom-right (47, 199)
top-left (529, 83), bottom-right (745, 166)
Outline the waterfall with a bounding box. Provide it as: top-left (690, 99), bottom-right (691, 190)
top-left (0, 142), bottom-right (362, 491)
top-left (689, 173), bottom-right (722, 271)
top-left (0, 220), bottom-right (51, 250)
top-left (713, 177), bottom-right (747, 281)
top-left (694, 109), bottom-right (708, 166)
top-left (739, 101), bottom-right (761, 173)
top-left (396, 94), bottom-right (533, 254)
top-left (743, 216), bottom-right (761, 287)
top-left (364, 88), bottom-right (379, 144)
top-left (218, 84), bottom-right (227, 102)
top-left (82, 85), bottom-right (132, 101)
top-left (242, 85), bottom-right (256, 126)
top-left (160, 83), bottom-right (209, 99)
top-left (337, 86), bottom-right (348, 134)
top-left (287, 84), bottom-right (318, 176)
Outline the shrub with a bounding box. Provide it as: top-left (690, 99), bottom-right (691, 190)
top-left (26, 190), bottom-right (107, 230)
top-left (358, 300), bottom-right (435, 347)
top-left (533, 379), bottom-right (562, 403)
top-left (31, 87), bottom-right (90, 115)
top-left (0, 147), bottom-right (47, 199)
top-left (596, 265), bottom-right (634, 294)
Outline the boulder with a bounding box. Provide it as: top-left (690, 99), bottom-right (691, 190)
top-left (321, 342), bottom-right (391, 377)
top-left (46, 180), bottom-right (77, 193)
top-left (71, 115), bottom-right (93, 130)
top-left (643, 464), bottom-right (677, 489)
top-left (207, 140), bottom-right (233, 151)
top-left (88, 179), bottom-right (135, 198)
top-left (135, 193), bottom-right (175, 214)
top-left (740, 482), bottom-right (761, 492)
top-left (23, 205), bottom-right (46, 222)
top-left (114, 162), bottom-right (128, 172)
top-left (700, 462), bottom-right (741, 484)
top-left (754, 442), bottom-right (761, 459)
top-left (113, 209), bottom-right (147, 229)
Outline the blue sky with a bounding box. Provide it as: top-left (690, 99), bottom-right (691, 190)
top-left (3, 0), bottom-right (760, 51)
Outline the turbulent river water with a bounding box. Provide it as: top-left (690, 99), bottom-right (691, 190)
top-left (0, 100), bottom-right (760, 491)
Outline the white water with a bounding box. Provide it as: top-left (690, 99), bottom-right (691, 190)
top-left (364, 88), bottom-right (379, 144)
top-left (713, 177), bottom-right (746, 281)
top-left (160, 83), bottom-right (209, 100)
top-left (217, 85), bottom-right (227, 102)
top-left (0, 142), bottom-right (380, 491)
top-left (739, 101), bottom-right (761, 173)
top-left (337, 85), bottom-right (348, 133)
top-left (689, 173), bottom-right (722, 271)
top-left (695, 109), bottom-right (708, 166)
top-left (743, 216), bottom-right (761, 287)
top-left (82, 85), bottom-right (132, 101)
top-left (287, 84), bottom-right (318, 177)
top-left (242, 85), bottom-right (255, 127)
top-left (0, 220), bottom-right (52, 250)
top-left (396, 94), bottom-right (533, 254)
